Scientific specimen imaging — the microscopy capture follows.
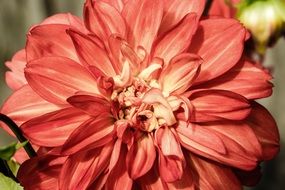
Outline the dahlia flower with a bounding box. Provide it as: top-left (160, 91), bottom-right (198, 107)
top-left (1, 0), bottom-right (279, 189)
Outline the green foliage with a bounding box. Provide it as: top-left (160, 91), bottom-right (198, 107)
top-left (0, 141), bottom-right (27, 161)
top-left (0, 173), bottom-right (23, 190)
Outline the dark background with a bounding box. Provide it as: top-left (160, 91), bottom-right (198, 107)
top-left (0, 1), bottom-right (284, 189)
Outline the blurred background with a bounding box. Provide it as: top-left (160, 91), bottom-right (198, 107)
top-left (0, 0), bottom-right (284, 189)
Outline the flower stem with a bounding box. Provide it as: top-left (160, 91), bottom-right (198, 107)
top-left (0, 159), bottom-right (19, 183)
top-left (203, 0), bottom-right (213, 16)
top-left (0, 113), bottom-right (37, 158)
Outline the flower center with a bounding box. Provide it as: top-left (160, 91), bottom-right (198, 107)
top-left (111, 78), bottom-right (165, 132)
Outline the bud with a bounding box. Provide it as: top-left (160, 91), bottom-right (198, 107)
top-left (237, 0), bottom-right (285, 54)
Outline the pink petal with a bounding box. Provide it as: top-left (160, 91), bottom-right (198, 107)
top-left (67, 94), bottom-right (110, 117)
top-left (155, 127), bottom-right (185, 182)
top-left (84, 0), bottom-right (126, 41)
top-left (159, 0), bottom-right (205, 34)
top-left (0, 85), bottom-right (60, 135)
top-left (40, 13), bottom-right (88, 32)
top-left (153, 13), bottom-right (198, 64)
top-left (159, 53), bottom-right (201, 95)
top-left (209, 0), bottom-right (236, 18)
top-left (5, 49), bottom-right (27, 90)
top-left (26, 24), bottom-right (79, 62)
top-left (138, 164), bottom-right (169, 190)
top-left (190, 154), bottom-right (241, 190)
top-left (247, 102), bottom-right (280, 160)
top-left (105, 144), bottom-right (133, 190)
top-left (59, 144), bottom-right (113, 190)
top-left (20, 107), bottom-right (90, 147)
top-left (178, 120), bottom-right (262, 170)
top-left (194, 58), bottom-right (273, 99)
top-left (17, 155), bottom-right (66, 190)
top-left (142, 88), bottom-right (176, 126)
top-left (67, 29), bottom-right (116, 76)
top-left (189, 90), bottom-right (251, 122)
top-left (126, 134), bottom-right (156, 179)
top-left (122, 0), bottom-right (164, 53)
top-left (61, 116), bottom-right (115, 155)
top-left (25, 57), bottom-right (98, 105)
top-left (98, 0), bottom-right (127, 12)
top-left (189, 18), bottom-right (246, 83)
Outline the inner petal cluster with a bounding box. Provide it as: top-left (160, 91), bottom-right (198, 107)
top-left (111, 77), bottom-right (172, 133)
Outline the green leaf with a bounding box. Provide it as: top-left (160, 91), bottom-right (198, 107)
top-left (0, 141), bottom-right (27, 161)
top-left (6, 160), bottom-right (20, 176)
top-left (0, 173), bottom-right (23, 190)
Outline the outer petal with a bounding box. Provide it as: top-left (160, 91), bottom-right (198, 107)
top-left (84, 0), bottom-right (126, 41)
top-left (20, 107), bottom-right (90, 147)
top-left (26, 24), bottom-right (79, 62)
top-left (61, 116), bottom-right (115, 155)
top-left (177, 120), bottom-right (262, 170)
top-left (189, 18), bottom-right (246, 83)
top-left (67, 29), bottom-right (116, 76)
top-left (122, 0), bottom-right (164, 53)
top-left (0, 85), bottom-right (60, 135)
top-left (159, 0), bottom-right (205, 34)
top-left (105, 144), bottom-right (133, 190)
top-left (25, 57), bottom-right (98, 105)
top-left (159, 53), bottom-right (201, 96)
top-left (59, 144), bottom-right (113, 190)
top-left (40, 13), bottom-right (88, 33)
top-left (126, 134), bottom-right (156, 179)
top-left (5, 49), bottom-right (27, 90)
top-left (189, 154), bottom-right (241, 190)
top-left (153, 13), bottom-right (198, 64)
top-left (17, 155), bottom-right (66, 190)
top-left (67, 94), bottom-right (110, 117)
top-left (209, 0), bottom-right (236, 18)
top-left (189, 90), bottom-right (251, 122)
top-left (194, 58), bottom-right (273, 99)
top-left (246, 102), bottom-right (280, 160)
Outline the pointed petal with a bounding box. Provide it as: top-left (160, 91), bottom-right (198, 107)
top-left (195, 58), bottom-right (273, 99)
top-left (159, 0), bottom-right (205, 34)
top-left (40, 13), bottom-right (88, 33)
top-left (122, 0), bottom-right (163, 53)
top-left (0, 85), bottom-right (60, 135)
top-left (189, 90), bottom-right (251, 122)
top-left (17, 155), bottom-right (66, 190)
top-left (20, 107), bottom-right (90, 147)
top-left (67, 94), bottom-right (110, 117)
top-left (5, 49), bottom-right (27, 90)
top-left (190, 154), bottom-right (241, 190)
top-left (159, 53), bottom-right (201, 95)
top-left (25, 57), bottom-right (98, 105)
top-left (59, 144), bottom-right (113, 190)
top-left (153, 13), bottom-right (198, 65)
top-left (67, 29), bottom-right (116, 76)
top-left (247, 102), bottom-right (280, 160)
top-left (126, 134), bottom-right (156, 179)
top-left (177, 120), bottom-right (262, 170)
top-left (61, 116), bottom-right (115, 155)
top-left (105, 144), bottom-right (133, 190)
top-left (84, 0), bottom-right (126, 41)
top-left (26, 24), bottom-right (79, 62)
top-left (189, 18), bottom-right (246, 83)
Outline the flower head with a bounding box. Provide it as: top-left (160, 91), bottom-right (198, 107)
top-left (1, 0), bottom-right (279, 189)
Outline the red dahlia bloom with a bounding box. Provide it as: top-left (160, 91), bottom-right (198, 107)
top-left (1, 0), bottom-right (279, 189)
